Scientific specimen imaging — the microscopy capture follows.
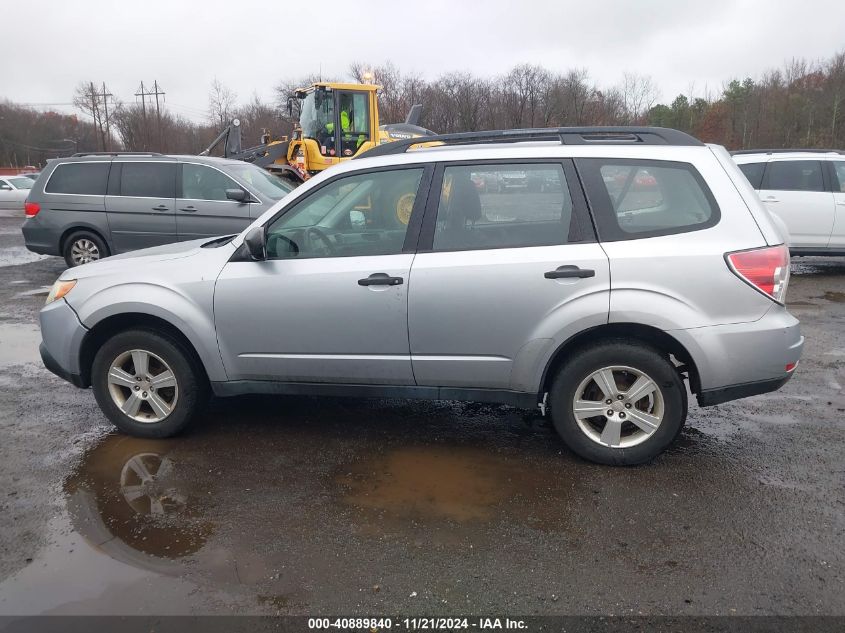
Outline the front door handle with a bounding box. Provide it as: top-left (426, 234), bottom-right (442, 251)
top-left (764, 197), bottom-right (780, 203)
top-left (544, 265), bottom-right (595, 279)
top-left (179, 206), bottom-right (198, 212)
top-left (358, 273), bottom-right (403, 286)
top-left (152, 205), bottom-right (170, 211)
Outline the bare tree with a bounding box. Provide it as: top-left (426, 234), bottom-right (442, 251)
top-left (208, 78), bottom-right (237, 128)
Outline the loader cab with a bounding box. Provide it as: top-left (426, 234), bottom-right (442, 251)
top-left (296, 84), bottom-right (378, 161)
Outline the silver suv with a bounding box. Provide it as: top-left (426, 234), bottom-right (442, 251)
top-left (38, 127), bottom-right (803, 465)
top-left (22, 152), bottom-right (294, 267)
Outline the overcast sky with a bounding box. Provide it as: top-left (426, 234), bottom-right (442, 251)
top-left (3, 0), bottom-right (845, 124)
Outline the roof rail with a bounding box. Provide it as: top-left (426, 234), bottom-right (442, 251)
top-left (356, 126), bottom-right (703, 159)
top-left (71, 151), bottom-right (166, 157)
top-left (730, 148), bottom-right (845, 156)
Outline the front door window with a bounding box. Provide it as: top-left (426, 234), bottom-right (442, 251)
top-left (266, 168), bottom-right (424, 259)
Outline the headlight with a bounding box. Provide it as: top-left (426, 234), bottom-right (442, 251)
top-left (45, 279), bottom-right (76, 305)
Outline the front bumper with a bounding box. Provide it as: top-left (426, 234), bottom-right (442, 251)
top-left (39, 298), bottom-right (89, 388)
top-left (40, 342), bottom-right (86, 387)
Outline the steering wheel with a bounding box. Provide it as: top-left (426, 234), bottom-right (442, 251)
top-left (304, 226), bottom-right (336, 255)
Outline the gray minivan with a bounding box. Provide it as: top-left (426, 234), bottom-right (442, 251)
top-left (22, 152), bottom-right (294, 267)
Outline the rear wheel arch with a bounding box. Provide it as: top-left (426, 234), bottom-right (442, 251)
top-left (79, 313), bottom-right (209, 389)
top-left (539, 323), bottom-right (701, 398)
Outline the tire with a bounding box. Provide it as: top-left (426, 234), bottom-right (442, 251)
top-left (91, 329), bottom-right (208, 438)
top-left (63, 230), bottom-right (109, 267)
top-left (549, 340), bottom-right (687, 466)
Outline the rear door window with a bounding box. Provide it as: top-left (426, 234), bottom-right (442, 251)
top-left (431, 163), bottom-right (579, 251)
top-left (738, 162), bottom-right (765, 189)
top-left (119, 163), bottom-right (176, 198)
top-left (577, 158), bottom-right (719, 240)
top-left (832, 161), bottom-right (845, 192)
top-left (45, 163), bottom-right (110, 195)
top-left (764, 160), bottom-right (824, 192)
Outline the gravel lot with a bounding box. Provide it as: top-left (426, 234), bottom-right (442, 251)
top-left (0, 208), bottom-right (843, 616)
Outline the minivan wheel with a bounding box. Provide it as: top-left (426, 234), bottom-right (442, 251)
top-left (91, 329), bottom-right (208, 438)
top-left (63, 231), bottom-right (109, 267)
top-left (550, 341), bottom-right (687, 466)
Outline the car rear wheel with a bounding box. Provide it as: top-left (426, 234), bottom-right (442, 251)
top-left (550, 341), bottom-right (687, 465)
top-left (91, 329), bottom-right (208, 438)
top-left (63, 231), bottom-right (109, 267)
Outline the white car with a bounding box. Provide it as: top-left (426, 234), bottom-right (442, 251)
top-left (733, 150), bottom-right (845, 255)
top-left (0, 175), bottom-right (34, 210)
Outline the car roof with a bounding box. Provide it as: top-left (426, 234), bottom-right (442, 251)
top-left (47, 153), bottom-right (252, 167)
top-left (322, 140), bottom-right (718, 177)
top-left (733, 150), bottom-right (844, 163)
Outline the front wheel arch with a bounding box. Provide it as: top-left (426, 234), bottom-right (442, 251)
top-left (79, 313), bottom-right (209, 390)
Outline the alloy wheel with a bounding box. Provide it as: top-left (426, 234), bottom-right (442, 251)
top-left (572, 365), bottom-right (664, 448)
top-left (107, 349), bottom-right (179, 423)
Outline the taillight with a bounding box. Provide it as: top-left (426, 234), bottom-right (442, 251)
top-left (24, 202), bottom-right (40, 217)
top-left (726, 244), bottom-right (790, 303)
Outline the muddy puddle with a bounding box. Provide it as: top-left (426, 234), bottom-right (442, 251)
top-left (336, 445), bottom-right (574, 527)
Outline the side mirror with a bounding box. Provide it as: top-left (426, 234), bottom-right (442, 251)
top-left (243, 226), bottom-right (266, 261)
top-left (226, 188), bottom-right (248, 202)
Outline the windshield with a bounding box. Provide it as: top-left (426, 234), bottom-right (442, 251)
top-left (299, 89), bottom-right (334, 142)
top-left (227, 164), bottom-right (294, 201)
top-left (8, 177), bottom-right (33, 189)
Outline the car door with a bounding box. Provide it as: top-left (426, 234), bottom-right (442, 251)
top-left (829, 160), bottom-right (845, 248)
top-left (758, 159), bottom-right (834, 248)
top-left (176, 162), bottom-right (255, 241)
top-left (214, 165), bottom-right (432, 384)
top-left (0, 178), bottom-right (19, 208)
top-left (105, 160), bottom-right (177, 253)
top-left (407, 161), bottom-right (610, 391)
top-left (0, 177), bottom-right (31, 209)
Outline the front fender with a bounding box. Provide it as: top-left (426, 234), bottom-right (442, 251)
top-left (71, 282), bottom-right (227, 382)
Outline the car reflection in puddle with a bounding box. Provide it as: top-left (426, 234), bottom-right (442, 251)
top-left (64, 436), bottom-right (213, 567)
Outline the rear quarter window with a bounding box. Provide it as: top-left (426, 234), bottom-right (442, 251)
top-left (576, 158), bottom-right (719, 241)
top-left (45, 162), bottom-right (110, 195)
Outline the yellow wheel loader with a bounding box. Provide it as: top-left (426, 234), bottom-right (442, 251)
top-left (203, 82), bottom-right (433, 188)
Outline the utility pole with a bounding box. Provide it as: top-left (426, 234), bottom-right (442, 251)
top-left (151, 81), bottom-right (166, 151)
top-left (135, 82), bottom-right (149, 150)
top-left (98, 82), bottom-right (113, 151)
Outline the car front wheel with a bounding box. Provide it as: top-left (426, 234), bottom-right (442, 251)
top-left (91, 329), bottom-right (208, 438)
top-left (550, 340), bottom-right (687, 465)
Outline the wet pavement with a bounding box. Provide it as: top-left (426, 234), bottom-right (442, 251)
top-left (0, 208), bottom-right (843, 616)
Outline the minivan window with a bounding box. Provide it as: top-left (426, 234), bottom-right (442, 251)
top-left (578, 159), bottom-right (718, 239)
top-left (765, 160), bottom-right (824, 192)
top-left (432, 163), bottom-right (575, 251)
top-left (119, 162), bottom-right (176, 198)
top-left (45, 162), bottom-right (110, 195)
top-left (226, 164), bottom-right (294, 200)
top-left (182, 163), bottom-right (239, 201)
top-left (738, 162), bottom-right (765, 189)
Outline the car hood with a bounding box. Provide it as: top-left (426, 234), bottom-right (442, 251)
top-left (63, 237), bottom-right (231, 280)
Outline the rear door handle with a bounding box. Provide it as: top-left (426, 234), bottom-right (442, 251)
top-left (179, 206), bottom-right (198, 212)
top-left (152, 205), bottom-right (170, 211)
top-left (544, 265), bottom-right (595, 279)
top-left (764, 197), bottom-right (780, 203)
top-left (358, 273), bottom-right (403, 286)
